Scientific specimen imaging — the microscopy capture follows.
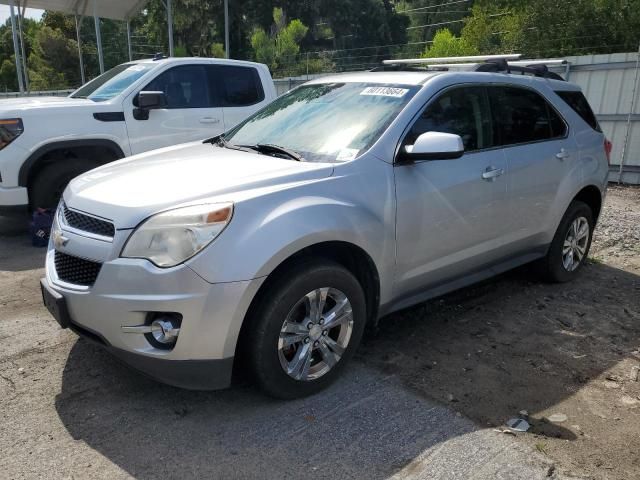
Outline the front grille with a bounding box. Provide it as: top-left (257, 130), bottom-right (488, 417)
top-left (63, 204), bottom-right (115, 238)
top-left (54, 251), bottom-right (102, 286)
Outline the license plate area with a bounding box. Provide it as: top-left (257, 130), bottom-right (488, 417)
top-left (40, 278), bottom-right (71, 329)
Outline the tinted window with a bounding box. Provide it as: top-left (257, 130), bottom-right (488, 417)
top-left (406, 86), bottom-right (493, 152)
top-left (489, 87), bottom-right (566, 145)
top-left (210, 65), bottom-right (264, 107)
top-left (556, 90), bottom-right (601, 131)
top-left (144, 65), bottom-right (211, 108)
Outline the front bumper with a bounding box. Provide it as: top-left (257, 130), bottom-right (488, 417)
top-left (43, 237), bottom-right (263, 390)
top-left (0, 185), bottom-right (29, 213)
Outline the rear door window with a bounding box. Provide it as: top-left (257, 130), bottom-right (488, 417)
top-left (555, 90), bottom-right (601, 131)
top-left (489, 86), bottom-right (567, 146)
top-left (209, 65), bottom-right (264, 107)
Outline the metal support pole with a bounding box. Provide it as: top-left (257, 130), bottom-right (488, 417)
top-left (167, 0), bottom-right (174, 56)
top-left (126, 21), bottom-right (133, 61)
top-left (93, 1), bottom-right (104, 74)
top-left (618, 43), bottom-right (640, 184)
top-left (224, 0), bottom-right (229, 58)
top-left (17, 1), bottom-right (29, 91)
top-left (75, 15), bottom-right (86, 84)
top-left (8, 0), bottom-right (24, 93)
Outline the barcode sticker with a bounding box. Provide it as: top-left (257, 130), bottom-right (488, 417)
top-left (360, 86), bottom-right (409, 98)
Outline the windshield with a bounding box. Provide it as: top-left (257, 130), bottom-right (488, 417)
top-left (70, 63), bottom-right (156, 102)
top-left (225, 82), bottom-right (418, 162)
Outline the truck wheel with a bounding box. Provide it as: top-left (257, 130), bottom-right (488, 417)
top-left (245, 260), bottom-right (366, 399)
top-left (537, 200), bottom-right (594, 283)
top-left (29, 159), bottom-right (98, 210)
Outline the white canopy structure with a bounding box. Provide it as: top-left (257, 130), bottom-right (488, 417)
top-left (0, 0), bottom-right (234, 94)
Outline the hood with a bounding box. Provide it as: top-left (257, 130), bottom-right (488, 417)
top-left (65, 142), bottom-right (334, 228)
top-left (0, 96), bottom-right (95, 112)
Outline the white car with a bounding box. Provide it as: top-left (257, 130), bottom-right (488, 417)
top-left (0, 57), bottom-right (276, 212)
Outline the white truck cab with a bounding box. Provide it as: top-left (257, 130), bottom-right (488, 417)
top-left (0, 57), bottom-right (276, 212)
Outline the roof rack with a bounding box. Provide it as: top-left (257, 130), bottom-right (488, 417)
top-left (377, 54), bottom-right (567, 81)
top-left (381, 54), bottom-right (522, 65)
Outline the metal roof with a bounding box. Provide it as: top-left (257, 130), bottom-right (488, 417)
top-left (0, 0), bottom-right (149, 20)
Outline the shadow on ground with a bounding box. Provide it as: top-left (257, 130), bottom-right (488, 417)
top-left (53, 261), bottom-right (639, 479)
top-left (55, 342), bottom-right (481, 479)
top-left (0, 215), bottom-right (46, 272)
top-left (361, 262), bottom-right (639, 434)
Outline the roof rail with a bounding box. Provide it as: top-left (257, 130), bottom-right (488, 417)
top-left (477, 58), bottom-right (566, 80)
top-left (378, 54), bottom-right (567, 81)
top-left (382, 54), bottom-right (522, 65)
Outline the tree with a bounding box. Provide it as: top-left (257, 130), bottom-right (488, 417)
top-left (423, 29), bottom-right (477, 57)
top-left (250, 8), bottom-right (308, 74)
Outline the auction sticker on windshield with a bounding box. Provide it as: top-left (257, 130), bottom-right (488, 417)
top-left (360, 86), bottom-right (409, 97)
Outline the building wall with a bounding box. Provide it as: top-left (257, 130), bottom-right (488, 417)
top-left (562, 52), bottom-right (640, 184)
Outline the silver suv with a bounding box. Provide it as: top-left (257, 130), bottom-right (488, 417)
top-left (41, 62), bottom-right (609, 398)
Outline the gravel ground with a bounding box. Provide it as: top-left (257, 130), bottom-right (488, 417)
top-left (0, 185), bottom-right (638, 479)
top-left (361, 185), bottom-right (640, 479)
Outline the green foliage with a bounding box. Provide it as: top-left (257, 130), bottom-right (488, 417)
top-left (0, 0), bottom-right (637, 91)
top-left (251, 8), bottom-right (308, 73)
top-left (210, 43), bottom-right (225, 58)
top-left (423, 29), bottom-right (477, 58)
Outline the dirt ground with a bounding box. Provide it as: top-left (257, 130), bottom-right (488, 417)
top-left (0, 185), bottom-right (638, 479)
top-left (361, 185), bottom-right (640, 479)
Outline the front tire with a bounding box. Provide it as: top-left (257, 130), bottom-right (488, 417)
top-left (29, 158), bottom-right (99, 210)
top-left (245, 260), bottom-right (366, 399)
top-left (538, 200), bottom-right (594, 282)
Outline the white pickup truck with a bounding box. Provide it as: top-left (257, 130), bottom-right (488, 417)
top-left (0, 57), bottom-right (276, 212)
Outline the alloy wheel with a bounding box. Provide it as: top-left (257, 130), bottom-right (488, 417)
top-left (278, 287), bottom-right (353, 381)
top-left (562, 216), bottom-right (589, 272)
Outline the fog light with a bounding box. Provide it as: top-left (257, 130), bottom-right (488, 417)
top-left (121, 313), bottom-right (182, 350)
top-left (149, 317), bottom-right (180, 345)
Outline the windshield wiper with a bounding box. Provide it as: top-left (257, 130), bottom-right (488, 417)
top-left (210, 135), bottom-right (253, 153)
top-left (250, 143), bottom-right (304, 162)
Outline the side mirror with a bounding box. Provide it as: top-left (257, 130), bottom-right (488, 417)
top-left (137, 91), bottom-right (167, 109)
top-left (401, 131), bottom-right (464, 161)
top-left (133, 91), bottom-right (167, 120)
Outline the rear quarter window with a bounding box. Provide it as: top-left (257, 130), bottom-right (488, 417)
top-left (489, 86), bottom-right (567, 146)
top-left (555, 90), bottom-right (601, 132)
top-left (209, 65), bottom-right (265, 107)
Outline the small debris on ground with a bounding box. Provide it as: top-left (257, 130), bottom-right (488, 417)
top-left (506, 417), bottom-right (530, 432)
top-left (546, 413), bottom-right (568, 423)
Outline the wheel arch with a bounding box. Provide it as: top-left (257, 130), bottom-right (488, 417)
top-left (234, 240), bottom-right (381, 359)
top-left (572, 184), bottom-right (603, 221)
top-left (19, 139), bottom-right (126, 188)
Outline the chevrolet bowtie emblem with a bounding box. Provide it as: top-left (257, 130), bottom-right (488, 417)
top-left (52, 230), bottom-right (70, 249)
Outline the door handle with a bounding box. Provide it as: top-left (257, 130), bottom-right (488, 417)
top-left (481, 166), bottom-right (505, 181)
top-left (200, 117), bottom-right (220, 124)
top-left (556, 148), bottom-right (570, 160)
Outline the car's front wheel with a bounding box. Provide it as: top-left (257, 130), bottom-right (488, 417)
top-left (245, 260), bottom-right (366, 399)
top-left (538, 200), bottom-right (594, 282)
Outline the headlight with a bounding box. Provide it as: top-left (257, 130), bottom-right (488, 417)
top-left (0, 118), bottom-right (23, 150)
top-left (121, 203), bottom-right (233, 267)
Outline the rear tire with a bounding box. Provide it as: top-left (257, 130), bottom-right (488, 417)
top-left (245, 259), bottom-right (366, 399)
top-left (29, 158), bottom-right (99, 210)
top-left (538, 200), bottom-right (594, 283)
